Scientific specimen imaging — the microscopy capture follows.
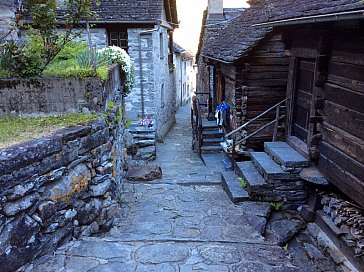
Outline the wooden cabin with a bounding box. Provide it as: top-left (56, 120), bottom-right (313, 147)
top-left (197, 0), bottom-right (289, 149)
top-left (256, 0), bottom-right (364, 209)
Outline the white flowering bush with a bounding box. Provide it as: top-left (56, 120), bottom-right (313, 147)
top-left (97, 46), bottom-right (135, 95)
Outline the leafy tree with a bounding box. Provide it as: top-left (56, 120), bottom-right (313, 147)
top-left (0, 0), bottom-right (98, 77)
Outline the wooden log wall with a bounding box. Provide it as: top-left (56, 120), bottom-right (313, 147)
top-left (238, 34), bottom-right (289, 149)
top-left (285, 25), bottom-right (364, 208)
top-left (319, 27), bottom-right (364, 208)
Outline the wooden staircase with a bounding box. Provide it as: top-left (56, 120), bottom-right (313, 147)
top-left (200, 119), bottom-right (224, 154)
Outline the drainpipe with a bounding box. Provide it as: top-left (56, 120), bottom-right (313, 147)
top-left (138, 24), bottom-right (161, 120)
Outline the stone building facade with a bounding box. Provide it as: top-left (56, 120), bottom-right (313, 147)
top-left (86, 0), bottom-right (179, 143)
top-left (174, 43), bottom-right (195, 109)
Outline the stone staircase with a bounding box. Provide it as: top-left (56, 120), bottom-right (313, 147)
top-left (200, 120), bottom-right (224, 154)
top-left (222, 141), bottom-right (310, 209)
top-left (128, 123), bottom-right (156, 162)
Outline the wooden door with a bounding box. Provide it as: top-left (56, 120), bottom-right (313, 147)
top-left (292, 59), bottom-right (315, 143)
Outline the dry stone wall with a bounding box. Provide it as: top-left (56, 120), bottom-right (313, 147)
top-left (0, 66), bottom-right (125, 272)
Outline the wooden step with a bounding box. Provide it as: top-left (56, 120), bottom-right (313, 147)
top-left (264, 142), bottom-right (309, 169)
top-left (202, 130), bottom-right (224, 138)
top-left (202, 138), bottom-right (224, 146)
top-left (221, 171), bottom-right (250, 203)
top-left (236, 161), bottom-right (271, 197)
top-left (250, 152), bottom-right (291, 180)
top-left (201, 145), bottom-right (223, 154)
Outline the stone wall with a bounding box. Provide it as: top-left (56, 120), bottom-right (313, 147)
top-left (0, 0), bottom-right (14, 38)
top-left (77, 28), bottom-right (108, 48)
top-left (175, 54), bottom-right (195, 110)
top-left (0, 66), bottom-right (125, 272)
top-left (0, 65), bottom-right (122, 116)
top-left (125, 26), bottom-right (176, 142)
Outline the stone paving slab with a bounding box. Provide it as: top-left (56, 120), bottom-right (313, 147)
top-left (29, 237), bottom-right (296, 272)
top-left (23, 103), bottom-right (340, 271)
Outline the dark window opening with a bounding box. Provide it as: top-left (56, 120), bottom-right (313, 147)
top-left (108, 29), bottom-right (128, 52)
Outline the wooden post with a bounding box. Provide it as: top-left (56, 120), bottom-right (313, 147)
top-left (273, 105), bottom-right (280, 142)
top-left (308, 32), bottom-right (332, 160)
top-left (231, 133), bottom-right (236, 171)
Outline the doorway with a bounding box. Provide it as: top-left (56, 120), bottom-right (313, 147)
top-left (291, 59), bottom-right (315, 143)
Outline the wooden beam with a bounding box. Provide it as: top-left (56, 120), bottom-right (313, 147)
top-left (322, 121), bottom-right (364, 165)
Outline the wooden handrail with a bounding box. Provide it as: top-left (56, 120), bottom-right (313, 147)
top-left (192, 98), bottom-right (204, 155)
top-left (225, 98), bottom-right (287, 138)
top-left (236, 115), bottom-right (286, 146)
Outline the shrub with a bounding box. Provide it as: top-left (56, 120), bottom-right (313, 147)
top-left (97, 46), bottom-right (135, 95)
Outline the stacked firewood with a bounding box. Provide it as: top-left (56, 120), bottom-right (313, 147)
top-left (321, 193), bottom-right (364, 258)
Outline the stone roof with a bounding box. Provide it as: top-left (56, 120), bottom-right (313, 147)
top-left (173, 42), bottom-right (194, 60)
top-left (262, 0), bottom-right (364, 25)
top-left (199, 0), bottom-right (364, 63)
top-left (91, 0), bottom-right (178, 25)
top-left (200, 2), bottom-right (272, 63)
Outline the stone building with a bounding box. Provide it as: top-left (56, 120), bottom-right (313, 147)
top-left (0, 0), bottom-right (15, 38)
top-left (0, 0), bottom-right (179, 161)
top-left (83, 0), bottom-right (179, 143)
top-left (173, 42), bottom-right (195, 109)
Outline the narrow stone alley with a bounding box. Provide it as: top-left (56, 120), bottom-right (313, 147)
top-left (26, 104), bottom-right (329, 271)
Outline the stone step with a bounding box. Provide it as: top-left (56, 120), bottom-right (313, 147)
top-left (250, 152), bottom-right (291, 180)
top-left (135, 140), bottom-right (156, 148)
top-left (201, 130), bottom-right (224, 139)
top-left (131, 133), bottom-right (156, 140)
top-left (264, 142), bottom-right (309, 169)
top-left (221, 171), bottom-right (250, 203)
top-left (201, 145), bottom-right (223, 154)
top-left (236, 161), bottom-right (271, 197)
top-left (128, 126), bottom-right (156, 134)
top-left (202, 138), bottom-right (224, 146)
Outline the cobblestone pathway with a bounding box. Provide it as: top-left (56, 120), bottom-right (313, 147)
top-left (28, 104), bottom-right (307, 272)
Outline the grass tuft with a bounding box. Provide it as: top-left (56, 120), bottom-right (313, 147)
top-left (0, 113), bottom-right (98, 150)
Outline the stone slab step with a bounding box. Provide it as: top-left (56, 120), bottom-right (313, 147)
top-left (250, 152), bottom-right (291, 180)
top-left (202, 138), bottom-right (224, 146)
top-left (128, 125), bottom-right (156, 134)
top-left (221, 171), bottom-right (250, 203)
top-left (202, 130), bottom-right (224, 138)
top-left (201, 146), bottom-right (223, 154)
top-left (131, 133), bottom-right (155, 140)
top-left (300, 166), bottom-right (329, 186)
top-left (236, 161), bottom-right (270, 196)
top-left (264, 142), bottom-right (309, 169)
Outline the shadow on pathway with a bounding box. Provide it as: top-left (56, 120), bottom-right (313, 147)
top-left (28, 103), bottom-right (305, 272)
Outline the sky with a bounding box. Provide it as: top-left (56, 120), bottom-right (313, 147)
top-left (174, 0), bottom-right (249, 54)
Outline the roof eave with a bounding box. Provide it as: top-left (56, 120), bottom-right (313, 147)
top-left (89, 20), bottom-right (158, 25)
top-left (201, 54), bottom-right (235, 64)
top-left (253, 9), bottom-right (364, 27)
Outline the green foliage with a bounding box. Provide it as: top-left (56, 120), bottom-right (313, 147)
top-left (0, 38), bottom-right (45, 77)
top-left (270, 202), bottom-right (283, 211)
top-left (56, 41), bottom-right (89, 61)
top-left (96, 66), bottom-right (110, 82)
top-left (238, 177), bottom-right (247, 189)
top-left (104, 100), bottom-right (122, 125)
top-left (0, 0), bottom-right (96, 78)
top-left (283, 244), bottom-right (289, 250)
top-left (44, 42), bottom-right (110, 82)
top-left (125, 120), bottom-right (132, 129)
top-left (0, 113), bottom-right (98, 150)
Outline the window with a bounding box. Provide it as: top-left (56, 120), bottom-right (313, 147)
top-left (109, 30), bottom-right (128, 51)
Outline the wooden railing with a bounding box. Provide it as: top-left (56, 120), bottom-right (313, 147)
top-left (191, 98), bottom-right (204, 155)
top-left (225, 98), bottom-right (287, 170)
